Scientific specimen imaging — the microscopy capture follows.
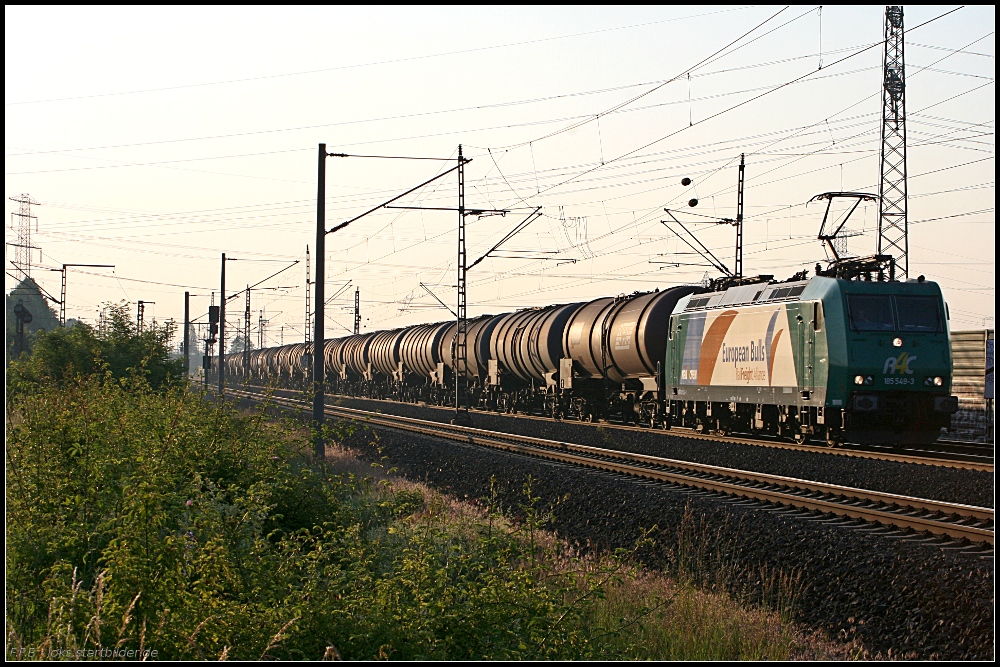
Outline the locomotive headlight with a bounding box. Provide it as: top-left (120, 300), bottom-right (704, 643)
top-left (864, 375), bottom-right (874, 386)
top-left (934, 376), bottom-right (943, 386)
top-left (892, 337), bottom-right (903, 347)
top-left (854, 375), bottom-right (865, 385)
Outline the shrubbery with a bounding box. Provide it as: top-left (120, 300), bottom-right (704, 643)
top-left (6, 306), bottom-right (801, 659)
top-left (7, 302), bottom-right (182, 392)
top-left (5, 378), bottom-right (614, 659)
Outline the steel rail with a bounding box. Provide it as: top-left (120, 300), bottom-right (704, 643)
top-left (232, 388), bottom-right (994, 545)
top-left (245, 385), bottom-right (994, 472)
top-left (347, 390), bottom-right (995, 471)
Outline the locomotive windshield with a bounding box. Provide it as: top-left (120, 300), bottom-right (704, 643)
top-left (847, 294), bottom-right (894, 331)
top-left (895, 295), bottom-right (942, 332)
top-left (847, 293), bottom-right (943, 332)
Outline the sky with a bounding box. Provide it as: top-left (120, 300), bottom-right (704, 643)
top-left (5, 5), bottom-right (995, 351)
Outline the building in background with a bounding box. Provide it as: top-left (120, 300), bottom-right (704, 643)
top-left (950, 329), bottom-right (995, 443)
top-left (5, 277), bottom-right (60, 362)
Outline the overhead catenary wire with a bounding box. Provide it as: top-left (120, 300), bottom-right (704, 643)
top-left (10, 8), bottom-right (991, 332)
top-left (6, 7), bottom-right (758, 107)
top-left (489, 6), bottom-right (968, 208)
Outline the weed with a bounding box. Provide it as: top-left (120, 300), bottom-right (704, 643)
top-left (6, 374), bottom-right (819, 660)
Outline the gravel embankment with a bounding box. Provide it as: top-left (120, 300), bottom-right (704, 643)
top-left (338, 422), bottom-right (994, 660)
top-left (320, 393), bottom-right (994, 509)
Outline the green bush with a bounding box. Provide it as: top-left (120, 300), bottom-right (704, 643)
top-left (5, 377), bottom-right (615, 660)
top-left (7, 302), bottom-right (182, 393)
top-left (7, 373), bottom-right (800, 660)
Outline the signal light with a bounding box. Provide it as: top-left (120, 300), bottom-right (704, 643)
top-left (892, 337), bottom-right (903, 347)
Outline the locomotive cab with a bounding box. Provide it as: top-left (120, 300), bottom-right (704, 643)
top-left (831, 278), bottom-right (958, 445)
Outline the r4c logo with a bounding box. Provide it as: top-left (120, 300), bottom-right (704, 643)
top-left (884, 352), bottom-right (916, 375)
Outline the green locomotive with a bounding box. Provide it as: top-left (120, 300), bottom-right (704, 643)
top-left (664, 274), bottom-right (958, 446)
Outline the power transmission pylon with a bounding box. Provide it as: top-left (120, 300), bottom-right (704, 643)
top-left (877, 5), bottom-right (907, 281)
top-left (8, 194), bottom-right (39, 280)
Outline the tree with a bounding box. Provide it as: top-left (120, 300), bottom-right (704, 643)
top-left (8, 301), bottom-right (183, 391)
top-left (229, 334), bottom-right (254, 354)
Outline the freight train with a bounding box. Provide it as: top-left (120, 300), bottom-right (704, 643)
top-left (221, 273), bottom-right (959, 447)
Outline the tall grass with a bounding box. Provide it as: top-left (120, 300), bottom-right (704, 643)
top-left (6, 374), bottom-right (812, 660)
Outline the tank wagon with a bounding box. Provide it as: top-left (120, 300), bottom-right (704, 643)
top-left (222, 275), bottom-right (958, 447)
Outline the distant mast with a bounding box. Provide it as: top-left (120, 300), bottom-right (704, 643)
top-left (304, 245), bottom-right (311, 345)
top-left (9, 194), bottom-right (39, 281)
top-left (877, 6), bottom-right (908, 281)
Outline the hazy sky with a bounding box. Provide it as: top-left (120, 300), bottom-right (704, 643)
top-left (5, 5), bottom-right (995, 348)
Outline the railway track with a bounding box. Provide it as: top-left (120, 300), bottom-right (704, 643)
top-left (242, 385), bottom-right (994, 472)
top-left (231, 388), bottom-right (994, 547)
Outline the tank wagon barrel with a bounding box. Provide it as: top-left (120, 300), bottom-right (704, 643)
top-left (489, 303), bottom-right (583, 384)
top-left (344, 333), bottom-right (374, 378)
top-left (439, 315), bottom-right (503, 379)
top-left (562, 287), bottom-right (700, 383)
top-left (369, 329), bottom-right (404, 378)
top-left (399, 322), bottom-right (451, 379)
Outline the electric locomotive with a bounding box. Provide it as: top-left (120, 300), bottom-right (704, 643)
top-left (663, 274), bottom-right (957, 445)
